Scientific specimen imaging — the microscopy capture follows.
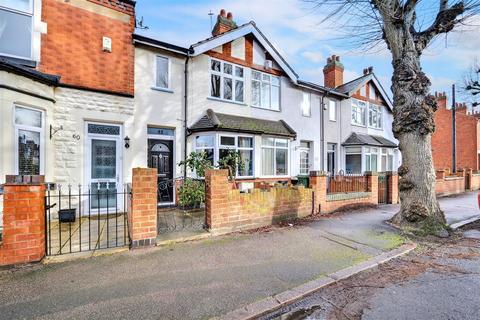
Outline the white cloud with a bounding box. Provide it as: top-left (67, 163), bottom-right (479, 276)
top-left (302, 51), bottom-right (324, 63)
top-left (343, 69), bottom-right (361, 83)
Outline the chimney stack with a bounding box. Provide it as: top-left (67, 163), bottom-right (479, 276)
top-left (323, 54), bottom-right (344, 88)
top-left (212, 9), bottom-right (238, 36)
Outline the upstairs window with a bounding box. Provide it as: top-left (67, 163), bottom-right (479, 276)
top-left (210, 59), bottom-right (244, 103)
top-left (0, 0), bottom-right (33, 60)
top-left (252, 70), bottom-right (280, 111)
top-left (351, 99), bottom-right (366, 126)
top-left (329, 100), bottom-right (336, 121)
top-left (368, 104), bottom-right (382, 129)
top-left (155, 56), bottom-right (169, 89)
top-left (301, 92), bottom-right (311, 117)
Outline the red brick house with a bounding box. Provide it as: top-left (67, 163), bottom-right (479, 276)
top-left (432, 92), bottom-right (480, 171)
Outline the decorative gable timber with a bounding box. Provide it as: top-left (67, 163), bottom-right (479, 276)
top-left (190, 22), bottom-right (298, 82)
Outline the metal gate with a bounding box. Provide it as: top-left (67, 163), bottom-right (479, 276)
top-left (45, 184), bottom-right (131, 256)
top-left (377, 173), bottom-right (390, 204)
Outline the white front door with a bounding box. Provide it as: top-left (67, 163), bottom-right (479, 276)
top-left (85, 122), bottom-right (123, 213)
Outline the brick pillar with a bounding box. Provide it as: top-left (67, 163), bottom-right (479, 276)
top-left (386, 171), bottom-right (399, 204)
top-left (205, 169), bottom-right (229, 230)
top-left (436, 169), bottom-right (446, 180)
top-left (0, 175), bottom-right (46, 266)
top-left (130, 168), bottom-right (157, 248)
top-left (309, 171), bottom-right (327, 214)
top-left (364, 171), bottom-right (379, 204)
top-left (466, 168), bottom-right (473, 190)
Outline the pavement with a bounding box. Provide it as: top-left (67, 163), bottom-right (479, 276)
top-left (0, 192), bottom-right (478, 320)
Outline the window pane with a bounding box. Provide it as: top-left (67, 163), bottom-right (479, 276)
top-left (252, 81), bottom-right (261, 106)
top-left (381, 155), bottom-right (387, 172)
top-left (0, 0), bottom-right (31, 13)
top-left (91, 139), bottom-right (116, 179)
top-left (252, 71), bottom-right (261, 80)
top-left (223, 77), bottom-right (232, 100)
top-left (262, 74), bottom-right (270, 81)
top-left (262, 148), bottom-right (274, 175)
top-left (235, 66), bottom-right (244, 78)
top-left (346, 147), bottom-right (362, 154)
top-left (0, 10), bottom-right (32, 59)
top-left (211, 59), bottom-right (220, 71)
top-left (223, 63), bottom-right (232, 75)
top-left (147, 127), bottom-right (174, 136)
top-left (301, 141), bottom-right (310, 149)
top-left (271, 85), bottom-right (280, 110)
top-left (211, 74), bottom-right (221, 97)
top-left (18, 129), bottom-right (40, 175)
top-left (275, 149), bottom-right (287, 175)
top-left (371, 154), bottom-right (378, 171)
top-left (239, 149), bottom-right (253, 176)
top-left (238, 137), bottom-right (253, 148)
top-left (300, 151), bottom-right (309, 175)
top-left (275, 139), bottom-right (288, 148)
top-left (346, 154), bottom-right (361, 173)
top-left (302, 93), bottom-right (310, 116)
top-left (156, 56), bottom-right (169, 88)
top-left (262, 137), bottom-right (274, 146)
top-left (261, 82), bottom-right (270, 108)
top-left (87, 124), bottom-right (120, 135)
top-left (271, 76), bottom-right (280, 86)
top-left (388, 155), bottom-right (394, 171)
top-left (235, 80), bottom-right (244, 102)
top-left (220, 136), bottom-right (235, 146)
top-left (365, 154), bottom-right (371, 171)
top-left (203, 148), bottom-right (214, 167)
top-left (329, 100), bottom-right (336, 121)
top-left (15, 107), bottom-right (42, 127)
top-left (195, 135), bottom-right (214, 148)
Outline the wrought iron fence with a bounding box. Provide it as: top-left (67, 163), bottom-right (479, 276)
top-left (45, 183), bottom-right (131, 256)
top-left (327, 172), bottom-right (369, 194)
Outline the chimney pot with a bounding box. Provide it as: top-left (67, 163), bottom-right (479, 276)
top-left (368, 66), bottom-right (373, 73)
top-left (227, 12), bottom-right (233, 20)
top-left (220, 9), bottom-right (226, 17)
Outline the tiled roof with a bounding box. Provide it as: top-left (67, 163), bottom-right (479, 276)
top-left (335, 74), bottom-right (371, 95)
top-left (342, 132), bottom-right (397, 147)
top-left (188, 109), bottom-right (296, 138)
top-left (0, 58), bottom-right (60, 86)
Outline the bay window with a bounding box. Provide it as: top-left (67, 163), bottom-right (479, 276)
top-left (15, 106), bottom-right (44, 175)
top-left (195, 135), bottom-right (215, 166)
top-left (210, 59), bottom-right (244, 103)
top-left (368, 104), bottom-right (382, 129)
top-left (364, 147), bottom-right (378, 172)
top-left (351, 99), bottom-right (366, 125)
top-left (262, 137), bottom-right (288, 176)
top-left (381, 148), bottom-right (394, 172)
top-left (252, 70), bottom-right (280, 110)
top-left (219, 135), bottom-right (254, 177)
top-left (0, 0), bottom-right (33, 60)
top-left (345, 147), bottom-right (361, 174)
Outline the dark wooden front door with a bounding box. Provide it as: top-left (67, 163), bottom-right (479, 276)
top-left (148, 139), bottom-right (174, 204)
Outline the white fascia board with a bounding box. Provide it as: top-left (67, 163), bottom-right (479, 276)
top-left (191, 23), bottom-right (298, 83)
top-left (371, 74), bottom-right (393, 111)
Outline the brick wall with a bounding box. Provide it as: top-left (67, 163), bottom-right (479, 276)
top-left (205, 170), bottom-right (313, 234)
top-left (39, 0), bottom-right (135, 95)
top-left (129, 168), bottom-right (157, 247)
top-left (432, 93), bottom-right (479, 170)
top-left (387, 172), bottom-right (399, 204)
top-left (435, 169), bottom-right (465, 197)
top-left (0, 176), bottom-right (46, 266)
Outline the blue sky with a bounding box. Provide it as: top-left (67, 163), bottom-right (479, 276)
top-left (135, 0), bottom-right (480, 98)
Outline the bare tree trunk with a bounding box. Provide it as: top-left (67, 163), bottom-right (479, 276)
top-left (389, 52), bottom-right (446, 229)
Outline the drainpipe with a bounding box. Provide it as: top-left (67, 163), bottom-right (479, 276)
top-left (452, 84), bottom-right (457, 173)
top-left (183, 49), bottom-right (191, 181)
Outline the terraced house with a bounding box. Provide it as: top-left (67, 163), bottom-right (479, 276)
top-left (134, 9), bottom-right (400, 205)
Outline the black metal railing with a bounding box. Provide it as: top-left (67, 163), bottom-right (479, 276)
top-left (327, 172), bottom-right (368, 194)
top-left (45, 184), bottom-right (131, 256)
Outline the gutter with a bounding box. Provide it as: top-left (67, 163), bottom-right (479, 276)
top-left (183, 49), bottom-right (191, 180)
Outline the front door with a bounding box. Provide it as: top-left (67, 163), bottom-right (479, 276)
top-left (86, 123), bottom-right (123, 213)
top-left (148, 139), bottom-right (174, 204)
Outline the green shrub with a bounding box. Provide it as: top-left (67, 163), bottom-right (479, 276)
top-left (178, 179), bottom-right (205, 208)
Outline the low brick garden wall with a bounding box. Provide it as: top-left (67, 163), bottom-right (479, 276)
top-left (435, 169), bottom-right (465, 197)
top-left (205, 170), bottom-right (382, 234)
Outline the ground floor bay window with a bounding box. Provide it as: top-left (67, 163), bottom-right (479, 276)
top-left (345, 146), bottom-right (396, 173)
top-left (261, 137), bottom-right (289, 177)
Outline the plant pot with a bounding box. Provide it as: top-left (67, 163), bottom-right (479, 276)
top-left (59, 209), bottom-right (76, 223)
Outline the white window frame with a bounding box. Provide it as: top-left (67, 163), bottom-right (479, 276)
top-left (261, 137), bottom-right (289, 177)
top-left (351, 99), bottom-right (367, 126)
top-left (364, 147), bottom-right (379, 172)
top-left (0, 1), bottom-right (34, 60)
top-left (251, 70), bottom-right (280, 111)
top-left (368, 103), bottom-right (383, 129)
top-left (301, 92), bottom-right (311, 117)
top-left (380, 148), bottom-right (394, 172)
top-left (14, 105), bottom-right (45, 175)
top-left (218, 134), bottom-right (254, 178)
top-left (153, 55), bottom-right (171, 91)
top-left (329, 100), bottom-right (337, 121)
top-left (345, 146), bottom-right (362, 174)
top-left (209, 58), bottom-right (245, 103)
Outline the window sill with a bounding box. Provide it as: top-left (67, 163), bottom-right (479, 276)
top-left (250, 105), bottom-right (281, 113)
top-left (351, 123), bottom-right (367, 128)
top-left (329, 119), bottom-right (337, 122)
top-left (302, 114), bottom-right (312, 118)
top-left (151, 87), bottom-right (174, 94)
top-left (207, 97), bottom-right (247, 106)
